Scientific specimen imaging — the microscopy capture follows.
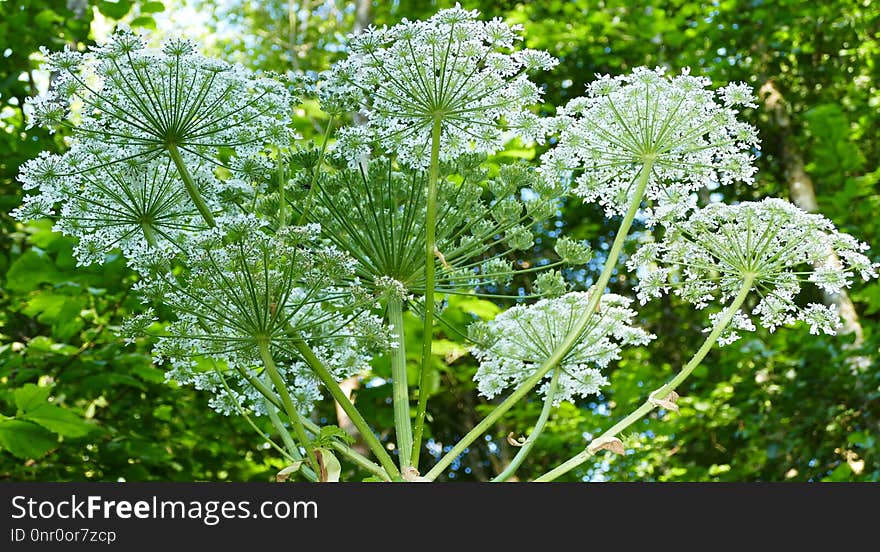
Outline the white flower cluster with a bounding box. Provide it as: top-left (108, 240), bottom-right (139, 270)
top-left (307, 155), bottom-right (563, 298)
top-left (328, 4), bottom-right (557, 168)
top-left (15, 154), bottom-right (215, 266)
top-left (29, 31), bottom-right (292, 166)
top-left (15, 31), bottom-right (295, 265)
top-left (470, 291), bottom-right (654, 404)
top-left (124, 220), bottom-right (389, 416)
top-left (541, 67), bottom-right (759, 220)
top-left (629, 198), bottom-right (878, 342)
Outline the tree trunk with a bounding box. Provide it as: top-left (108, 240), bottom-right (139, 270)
top-left (759, 80), bottom-right (864, 348)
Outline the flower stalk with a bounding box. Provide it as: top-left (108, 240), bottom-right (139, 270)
top-left (167, 143), bottom-right (216, 227)
top-left (411, 118), bottom-right (442, 467)
top-left (424, 158), bottom-right (655, 481)
top-left (492, 368), bottom-right (561, 482)
top-left (258, 340), bottom-right (319, 474)
top-left (534, 275), bottom-right (755, 482)
top-left (291, 335), bottom-right (402, 480)
top-left (387, 295), bottom-right (414, 469)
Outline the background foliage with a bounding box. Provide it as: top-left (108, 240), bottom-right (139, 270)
top-left (2, 0), bottom-right (878, 482)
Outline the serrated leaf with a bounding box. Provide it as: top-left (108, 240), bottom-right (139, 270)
top-left (14, 384), bottom-right (52, 413)
top-left (24, 404), bottom-right (92, 437)
top-left (0, 420), bottom-right (56, 459)
top-left (316, 425), bottom-right (354, 447)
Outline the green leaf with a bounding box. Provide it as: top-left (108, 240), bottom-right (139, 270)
top-left (130, 16), bottom-right (157, 29)
top-left (131, 363), bottom-right (166, 384)
top-left (0, 420), bottom-right (57, 459)
top-left (14, 384), bottom-right (52, 413)
top-left (97, 0), bottom-right (132, 19)
top-left (34, 9), bottom-right (62, 29)
top-left (24, 404), bottom-right (92, 437)
top-left (141, 1), bottom-right (166, 13)
top-left (315, 425), bottom-right (354, 447)
top-left (455, 297), bottom-right (501, 320)
top-left (5, 251), bottom-right (60, 292)
top-left (152, 405), bottom-right (173, 421)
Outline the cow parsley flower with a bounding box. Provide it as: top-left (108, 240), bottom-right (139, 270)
top-left (328, 5), bottom-right (557, 168)
top-left (469, 291), bottom-right (654, 404)
top-left (131, 220), bottom-right (390, 399)
top-left (541, 67), bottom-right (759, 220)
top-left (14, 153), bottom-right (212, 265)
top-left (295, 155), bottom-right (565, 298)
top-left (629, 198), bottom-right (878, 342)
top-left (30, 31), bottom-right (293, 167)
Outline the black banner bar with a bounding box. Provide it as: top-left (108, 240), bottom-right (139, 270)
top-left (1, 483), bottom-right (876, 548)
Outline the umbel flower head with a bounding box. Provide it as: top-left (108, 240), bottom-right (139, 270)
top-left (629, 198), bottom-right (879, 343)
top-left (328, 4), bottom-right (558, 168)
top-left (127, 217), bottom-right (391, 414)
top-left (291, 154), bottom-right (573, 300)
top-left (28, 30), bottom-right (293, 173)
top-left (13, 153), bottom-right (214, 266)
top-left (469, 291), bottom-right (653, 404)
top-left (541, 67), bottom-right (759, 220)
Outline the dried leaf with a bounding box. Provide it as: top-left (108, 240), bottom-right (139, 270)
top-left (649, 390), bottom-right (680, 412)
top-left (315, 448), bottom-right (341, 483)
top-left (587, 436), bottom-right (625, 455)
top-left (401, 466), bottom-right (429, 482)
top-left (275, 461), bottom-right (303, 482)
top-left (507, 432), bottom-right (526, 447)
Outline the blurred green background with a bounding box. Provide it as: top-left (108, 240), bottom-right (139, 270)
top-left (1, 0), bottom-right (878, 481)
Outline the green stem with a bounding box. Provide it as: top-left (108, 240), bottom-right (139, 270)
top-left (291, 336), bottom-right (402, 480)
top-left (277, 154), bottom-right (287, 229)
top-left (411, 118), bottom-right (443, 468)
top-left (141, 224), bottom-right (159, 248)
top-left (387, 296), bottom-right (414, 468)
top-left (492, 368), bottom-right (561, 482)
top-left (296, 114), bottom-right (334, 226)
top-left (424, 159), bottom-right (655, 481)
top-left (232, 364), bottom-right (388, 480)
top-left (215, 366), bottom-right (318, 481)
top-left (300, 418), bottom-right (391, 482)
top-left (167, 143), bottom-right (216, 227)
top-left (534, 276), bottom-right (754, 482)
top-left (264, 395), bottom-right (300, 461)
top-left (258, 340), bottom-right (319, 474)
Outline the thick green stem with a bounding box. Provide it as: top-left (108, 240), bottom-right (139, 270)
top-left (492, 368), bottom-right (561, 482)
top-left (258, 341), bottom-right (319, 474)
top-left (424, 159), bottom-right (655, 481)
top-left (387, 296), bottom-right (413, 468)
top-left (534, 276), bottom-right (754, 482)
top-left (291, 337), bottom-right (402, 480)
top-left (411, 118), bottom-right (443, 468)
top-left (297, 114), bottom-right (334, 225)
top-left (167, 143), bottom-right (216, 227)
top-left (141, 224), bottom-right (159, 248)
